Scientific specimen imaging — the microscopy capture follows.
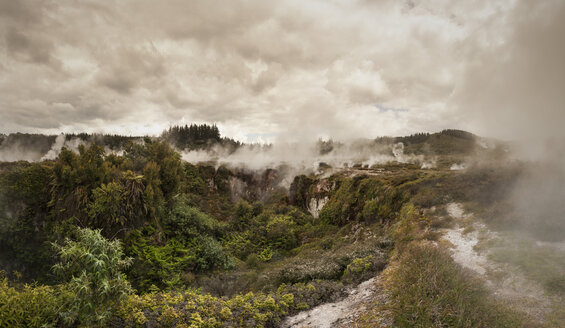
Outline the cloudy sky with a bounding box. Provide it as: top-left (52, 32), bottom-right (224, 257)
top-left (0, 0), bottom-right (564, 143)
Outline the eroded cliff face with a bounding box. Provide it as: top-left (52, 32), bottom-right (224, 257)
top-left (289, 175), bottom-right (337, 218)
top-left (306, 178), bottom-right (337, 218)
top-left (308, 197), bottom-right (328, 218)
top-left (217, 164), bottom-right (340, 219)
top-left (224, 168), bottom-right (284, 203)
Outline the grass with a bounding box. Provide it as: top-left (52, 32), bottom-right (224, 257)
top-left (474, 229), bottom-right (565, 327)
top-left (347, 202), bottom-right (533, 327)
top-left (486, 232), bottom-right (565, 297)
top-left (384, 242), bottom-right (528, 328)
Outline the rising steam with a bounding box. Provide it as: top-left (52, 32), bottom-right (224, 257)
top-left (180, 140), bottom-right (429, 173)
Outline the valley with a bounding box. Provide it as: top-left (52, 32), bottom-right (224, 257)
top-left (0, 128), bottom-right (563, 327)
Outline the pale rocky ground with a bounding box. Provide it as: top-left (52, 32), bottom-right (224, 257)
top-left (443, 202), bottom-right (557, 325)
top-left (280, 202), bottom-right (562, 328)
top-left (281, 275), bottom-right (392, 328)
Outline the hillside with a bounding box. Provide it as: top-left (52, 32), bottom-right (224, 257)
top-left (0, 124), bottom-right (241, 163)
top-left (0, 130), bottom-right (563, 327)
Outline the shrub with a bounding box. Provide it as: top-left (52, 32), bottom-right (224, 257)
top-left (126, 226), bottom-right (234, 293)
top-left (0, 273), bottom-right (66, 327)
top-left (246, 253), bottom-right (261, 268)
top-left (164, 196), bottom-right (224, 240)
top-left (126, 231), bottom-right (196, 292)
top-left (52, 228), bottom-right (133, 327)
top-left (361, 199), bottom-right (379, 223)
top-left (319, 177), bottom-right (407, 226)
top-left (88, 181), bottom-right (128, 228)
top-left (276, 233), bottom-right (387, 286)
top-left (195, 236), bottom-right (235, 271)
top-left (115, 287), bottom-right (299, 327)
top-left (276, 279), bottom-right (346, 311)
top-left (114, 279), bottom-right (345, 328)
top-left (265, 215), bottom-right (298, 250)
top-left (391, 203), bottom-right (421, 250)
top-left (225, 231), bottom-right (257, 260)
top-left (258, 247), bottom-right (274, 262)
top-left (233, 200), bottom-right (254, 230)
top-left (341, 255), bottom-right (376, 284)
top-left (277, 256), bottom-right (343, 284)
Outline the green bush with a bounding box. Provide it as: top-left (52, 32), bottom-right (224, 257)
top-left (258, 247), bottom-right (274, 262)
top-left (126, 232), bottom-right (198, 292)
top-left (277, 257), bottom-right (343, 284)
top-left (115, 288), bottom-right (290, 327)
top-left (233, 200), bottom-right (254, 230)
top-left (113, 279), bottom-right (347, 328)
top-left (224, 230), bottom-right (257, 260)
top-left (361, 199), bottom-right (379, 222)
top-left (52, 228), bottom-right (133, 327)
top-left (0, 273), bottom-right (66, 328)
top-left (164, 196), bottom-right (224, 240)
top-left (163, 198), bottom-right (234, 272)
top-left (265, 215), bottom-right (298, 250)
top-left (274, 232), bottom-right (387, 286)
top-left (195, 236), bottom-right (234, 271)
top-left (126, 226), bottom-right (234, 293)
top-left (88, 181), bottom-right (128, 227)
top-left (341, 255), bottom-right (376, 284)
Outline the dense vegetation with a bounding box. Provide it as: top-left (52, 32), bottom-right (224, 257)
top-left (0, 137), bottom-right (391, 327)
top-left (0, 124), bottom-right (242, 164)
top-left (395, 129), bottom-right (477, 155)
top-left (161, 124), bottom-right (241, 151)
top-left (0, 129), bottom-right (543, 327)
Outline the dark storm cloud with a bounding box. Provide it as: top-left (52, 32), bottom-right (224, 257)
top-left (0, 0), bottom-right (43, 27)
top-left (0, 0), bottom-right (61, 68)
top-left (95, 45), bottom-right (167, 95)
top-left (5, 28), bottom-right (59, 66)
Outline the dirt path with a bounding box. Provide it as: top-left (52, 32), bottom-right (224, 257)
top-left (443, 202), bottom-right (554, 324)
top-left (281, 276), bottom-right (389, 328)
top-left (443, 203), bottom-right (490, 275)
top-left (280, 202), bottom-right (558, 327)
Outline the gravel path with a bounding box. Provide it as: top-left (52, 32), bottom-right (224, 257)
top-left (281, 277), bottom-right (387, 328)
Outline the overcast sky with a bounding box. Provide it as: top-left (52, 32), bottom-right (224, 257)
top-left (0, 0), bottom-right (564, 143)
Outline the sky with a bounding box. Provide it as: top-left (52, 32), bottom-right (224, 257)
top-left (0, 0), bottom-right (564, 144)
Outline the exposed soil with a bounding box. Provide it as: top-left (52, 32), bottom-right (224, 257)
top-left (443, 202), bottom-right (555, 324)
top-left (281, 276), bottom-right (392, 328)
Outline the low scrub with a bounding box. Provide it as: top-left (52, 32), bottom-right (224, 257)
top-left (0, 274), bottom-right (67, 327)
top-left (275, 234), bottom-right (387, 285)
top-left (113, 280), bottom-right (345, 328)
top-left (385, 242), bottom-right (527, 328)
top-left (341, 255), bottom-right (380, 284)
